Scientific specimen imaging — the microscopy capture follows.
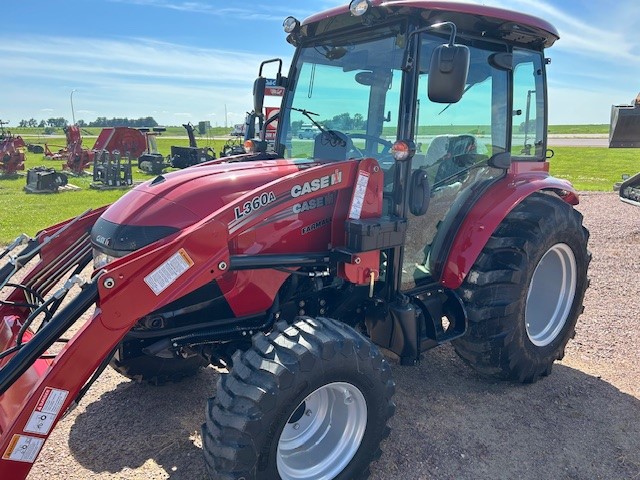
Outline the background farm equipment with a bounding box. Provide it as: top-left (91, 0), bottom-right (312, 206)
top-left (0, 3), bottom-right (591, 480)
top-left (45, 126), bottom-right (157, 176)
top-left (24, 166), bottom-right (69, 194)
top-left (609, 92), bottom-right (640, 206)
top-left (220, 137), bottom-right (245, 156)
top-left (44, 125), bottom-right (94, 175)
top-left (0, 120), bottom-right (26, 177)
top-left (137, 127), bottom-right (170, 175)
top-left (169, 123), bottom-right (215, 169)
top-left (90, 150), bottom-right (133, 189)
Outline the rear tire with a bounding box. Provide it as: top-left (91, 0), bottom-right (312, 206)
top-left (202, 316), bottom-right (395, 480)
top-left (452, 192), bottom-right (590, 383)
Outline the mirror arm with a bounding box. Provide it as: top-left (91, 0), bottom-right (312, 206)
top-left (403, 21), bottom-right (460, 70)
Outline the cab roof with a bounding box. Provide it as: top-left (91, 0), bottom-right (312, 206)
top-left (302, 0), bottom-right (559, 48)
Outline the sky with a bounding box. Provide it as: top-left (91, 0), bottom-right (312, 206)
top-left (1, 0), bottom-right (639, 127)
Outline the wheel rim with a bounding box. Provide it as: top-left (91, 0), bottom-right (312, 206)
top-left (525, 243), bottom-right (577, 347)
top-left (277, 381), bottom-right (367, 480)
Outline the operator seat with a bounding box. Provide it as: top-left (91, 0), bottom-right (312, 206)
top-left (313, 130), bottom-right (352, 162)
top-left (419, 135), bottom-right (451, 169)
top-left (434, 134), bottom-right (477, 184)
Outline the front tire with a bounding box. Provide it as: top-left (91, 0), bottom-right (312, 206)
top-left (202, 316), bottom-right (395, 479)
top-left (452, 192), bottom-right (590, 383)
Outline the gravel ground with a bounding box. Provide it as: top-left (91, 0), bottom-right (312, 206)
top-left (20, 191), bottom-right (640, 480)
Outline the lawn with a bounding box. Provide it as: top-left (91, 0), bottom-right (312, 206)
top-left (548, 146), bottom-right (638, 190)
top-left (0, 140), bottom-right (637, 246)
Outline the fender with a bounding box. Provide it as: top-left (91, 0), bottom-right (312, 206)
top-left (439, 162), bottom-right (579, 289)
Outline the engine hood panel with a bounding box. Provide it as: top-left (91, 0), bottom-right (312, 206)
top-left (98, 159), bottom-right (310, 237)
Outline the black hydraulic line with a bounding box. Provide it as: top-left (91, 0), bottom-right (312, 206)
top-left (46, 255), bottom-right (92, 319)
top-left (0, 282), bottom-right (98, 396)
top-left (0, 235), bottom-right (33, 262)
top-left (229, 253), bottom-right (329, 270)
top-left (63, 344), bottom-right (118, 418)
top-left (0, 240), bottom-right (39, 287)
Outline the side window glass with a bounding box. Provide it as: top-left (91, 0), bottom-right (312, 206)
top-left (511, 49), bottom-right (545, 158)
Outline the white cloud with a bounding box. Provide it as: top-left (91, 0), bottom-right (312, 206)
top-left (107, 0), bottom-right (316, 21)
top-left (0, 35), bottom-right (282, 125)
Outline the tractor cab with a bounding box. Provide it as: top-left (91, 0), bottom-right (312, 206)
top-left (256, 0), bottom-right (553, 294)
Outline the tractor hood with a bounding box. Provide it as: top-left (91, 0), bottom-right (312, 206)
top-left (91, 159), bottom-right (309, 254)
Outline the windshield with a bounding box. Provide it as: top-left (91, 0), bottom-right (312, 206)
top-left (278, 30), bottom-right (405, 162)
top-left (277, 24), bottom-right (528, 291)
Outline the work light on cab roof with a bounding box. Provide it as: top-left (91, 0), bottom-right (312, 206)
top-left (283, 16), bottom-right (300, 33)
top-left (350, 0), bottom-right (371, 16)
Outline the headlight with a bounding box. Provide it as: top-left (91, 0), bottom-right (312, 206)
top-left (93, 249), bottom-right (118, 270)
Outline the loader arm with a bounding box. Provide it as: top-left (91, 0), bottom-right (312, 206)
top-left (0, 157), bottom-right (384, 478)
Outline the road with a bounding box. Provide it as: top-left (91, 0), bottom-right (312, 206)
top-left (547, 134), bottom-right (608, 147)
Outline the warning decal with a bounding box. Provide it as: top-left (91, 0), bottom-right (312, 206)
top-left (2, 434), bottom-right (44, 463)
top-left (349, 171), bottom-right (370, 220)
top-left (144, 248), bottom-right (194, 296)
top-left (24, 387), bottom-right (69, 435)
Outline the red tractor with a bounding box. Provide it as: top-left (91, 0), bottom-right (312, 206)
top-left (0, 2), bottom-right (590, 479)
top-left (0, 121), bottom-right (26, 176)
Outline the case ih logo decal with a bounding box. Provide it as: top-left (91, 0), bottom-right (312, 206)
top-left (293, 192), bottom-right (336, 214)
top-left (234, 191), bottom-right (277, 220)
top-left (291, 169), bottom-right (343, 198)
top-left (94, 235), bottom-right (111, 247)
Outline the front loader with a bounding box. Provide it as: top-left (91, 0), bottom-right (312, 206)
top-left (0, 2), bottom-right (590, 479)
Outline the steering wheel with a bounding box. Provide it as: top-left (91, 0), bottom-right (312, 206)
top-left (347, 133), bottom-right (393, 158)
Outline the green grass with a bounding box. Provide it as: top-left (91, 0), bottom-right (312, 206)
top-left (546, 124), bottom-right (609, 134)
top-left (1, 144), bottom-right (637, 245)
top-left (0, 136), bottom-right (240, 243)
top-left (548, 147), bottom-right (638, 191)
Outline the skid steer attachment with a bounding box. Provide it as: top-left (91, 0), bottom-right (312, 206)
top-left (609, 92), bottom-right (640, 205)
top-left (609, 93), bottom-right (640, 148)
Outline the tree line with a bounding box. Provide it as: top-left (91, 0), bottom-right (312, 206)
top-left (290, 112), bottom-right (366, 134)
top-left (17, 116), bottom-right (159, 128)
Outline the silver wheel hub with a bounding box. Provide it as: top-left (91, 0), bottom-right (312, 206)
top-left (277, 381), bottom-right (367, 480)
top-left (525, 243), bottom-right (577, 347)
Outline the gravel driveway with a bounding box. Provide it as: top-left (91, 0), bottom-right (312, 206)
top-left (25, 191), bottom-right (640, 480)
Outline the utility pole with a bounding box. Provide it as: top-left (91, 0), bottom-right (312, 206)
top-left (225, 104), bottom-right (228, 128)
top-left (70, 89), bottom-right (77, 125)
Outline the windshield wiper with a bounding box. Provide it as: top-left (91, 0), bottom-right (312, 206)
top-left (437, 83), bottom-right (476, 115)
top-left (290, 107), bottom-right (347, 147)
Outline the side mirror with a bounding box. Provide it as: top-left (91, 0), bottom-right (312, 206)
top-left (409, 169), bottom-right (431, 216)
top-left (253, 77), bottom-right (266, 114)
top-left (428, 44), bottom-right (470, 104)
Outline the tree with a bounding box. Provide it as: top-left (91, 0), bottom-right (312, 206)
top-left (46, 117), bottom-right (68, 128)
top-left (291, 120), bottom-right (303, 134)
top-left (352, 113), bottom-right (365, 130)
